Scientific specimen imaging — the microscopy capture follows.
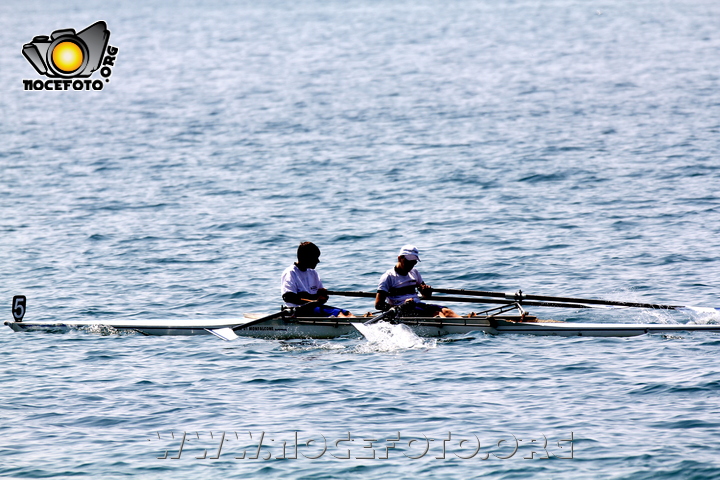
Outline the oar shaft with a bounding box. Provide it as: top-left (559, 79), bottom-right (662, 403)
top-left (429, 288), bottom-right (508, 299)
top-left (432, 296), bottom-right (592, 309)
top-left (432, 288), bottom-right (684, 310)
top-left (363, 307), bottom-right (399, 325)
top-left (231, 310), bottom-right (286, 331)
top-left (232, 300), bottom-right (319, 331)
top-left (328, 289), bottom-right (689, 310)
top-left (327, 290), bottom-right (592, 309)
top-left (522, 294), bottom-right (680, 310)
top-left (327, 290), bottom-right (376, 298)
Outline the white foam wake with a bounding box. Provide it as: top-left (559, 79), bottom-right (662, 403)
top-left (684, 306), bottom-right (720, 324)
top-left (354, 321), bottom-right (436, 352)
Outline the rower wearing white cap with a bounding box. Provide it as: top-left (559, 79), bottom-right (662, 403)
top-left (374, 245), bottom-right (459, 317)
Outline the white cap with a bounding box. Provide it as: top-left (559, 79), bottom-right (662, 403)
top-left (398, 245), bottom-right (421, 261)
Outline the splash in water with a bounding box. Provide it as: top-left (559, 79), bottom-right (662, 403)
top-left (684, 306), bottom-right (720, 325)
top-left (353, 321), bottom-right (436, 353)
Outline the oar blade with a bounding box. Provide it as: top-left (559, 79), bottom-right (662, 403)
top-left (352, 322), bottom-right (374, 339)
top-left (353, 307), bottom-right (398, 339)
top-left (205, 327), bottom-right (239, 341)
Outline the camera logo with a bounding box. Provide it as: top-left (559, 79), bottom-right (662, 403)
top-left (22, 21), bottom-right (119, 91)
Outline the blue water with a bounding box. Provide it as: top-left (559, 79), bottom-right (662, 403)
top-left (2, 0), bottom-right (720, 478)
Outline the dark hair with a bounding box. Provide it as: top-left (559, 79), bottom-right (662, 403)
top-left (297, 241), bottom-right (320, 260)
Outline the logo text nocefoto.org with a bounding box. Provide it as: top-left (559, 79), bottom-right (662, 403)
top-left (22, 21), bottom-right (119, 91)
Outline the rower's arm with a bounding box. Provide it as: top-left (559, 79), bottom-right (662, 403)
top-left (282, 292), bottom-right (305, 305)
top-left (283, 291), bottom-right (328, 305)
top-left (375, 291), bottom-right (389, 311)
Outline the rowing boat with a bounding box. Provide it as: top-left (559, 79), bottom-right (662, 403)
top-left (6, 314), bottom-right (720, 339)
top-left (7, 293), bottom-right (719, 339)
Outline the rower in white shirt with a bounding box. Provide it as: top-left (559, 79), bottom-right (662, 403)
top-left (280, 241), bottom-right (354, 317)
top-left (374, 245), bottom-right (459, 318)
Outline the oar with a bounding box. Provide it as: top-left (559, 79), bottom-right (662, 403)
top-left (327, 290), bottom-right (597, 309)
top-left (207, 301), bottom-right (318, 341)
top-left (433, 288), bottom-right (720, 313)
top-left (430, 288), bottom-right (692, 310)
top-left (327, 289), bottom-right (719, 312)
top-left (327, 290), bottom-right (375, 299)
top-left (420, 295), bottom-right (597, 309)
top-left (351, 306), bottom-right (402, 341)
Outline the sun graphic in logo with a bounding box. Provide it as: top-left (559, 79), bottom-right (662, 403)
top-left (51, 41), bottom-right (84, 73)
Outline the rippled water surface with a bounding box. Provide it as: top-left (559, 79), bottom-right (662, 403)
top-left (1, 0), bottom-right (720, 478)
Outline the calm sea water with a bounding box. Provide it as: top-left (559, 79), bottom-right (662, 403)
top-left (1, 0), bottom-right (720, 478)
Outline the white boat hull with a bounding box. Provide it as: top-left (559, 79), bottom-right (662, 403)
top-left (6, 316), bottom-right (720, 339)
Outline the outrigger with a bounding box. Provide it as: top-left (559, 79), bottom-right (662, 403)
top-left (6, 290), bottom-right (720, 340)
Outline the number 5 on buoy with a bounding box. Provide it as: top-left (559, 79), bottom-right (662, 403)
top-left (12, 296), bottom-right (26, 322)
